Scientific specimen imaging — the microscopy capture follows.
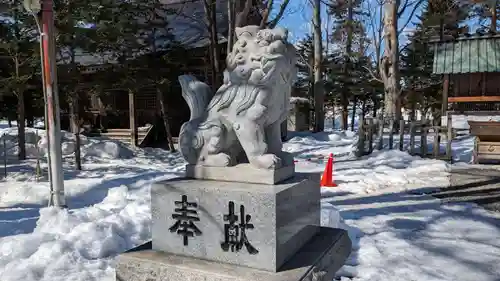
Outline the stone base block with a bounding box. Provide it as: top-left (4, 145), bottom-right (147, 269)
top-left (185, 163), bottom-right (295, 185)
top-left (152, 173), bottom-right (320, 272)
top-left (116, 227), bottom-right (352, 281)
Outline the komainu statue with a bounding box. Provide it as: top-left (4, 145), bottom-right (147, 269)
top-left (177, 25), bottom-right (297, 170)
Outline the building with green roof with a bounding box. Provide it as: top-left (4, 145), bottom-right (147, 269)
top-left (431, 33), bottom-right (500, 116)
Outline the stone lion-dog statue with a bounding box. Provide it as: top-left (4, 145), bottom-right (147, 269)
top-left (177, 25), bottom-right (297, 169)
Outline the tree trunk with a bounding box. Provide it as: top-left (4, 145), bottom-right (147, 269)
top-left (341, 98), bottom-right (349, 130)
top-left (380, 0), bottom-right (400, 122)
top-left (351, 95), bottom-right (357, 131)
top-left (227, 0), bottom-right (235, 54)
top-left (410, 95), bottom-right (416, 121)
top-left (313, 0), bottom-right (324, 132)
top-left (260, 0), bottom-right (273, 28)
top-left (69, 95), bottom-right (82, 170)
top-left (128, 90), bottom-right (137, 147)
top-left (235, 0), bottom-right (261, 27)
top-left (204, 0), bottom-right (221, 91)
top-left (341, 0), bottom-right (354, 131)
top-left (16, 90), bottom-right (26, 160)
top-left (156, 88), bottom-right (176, 152)
top-left (361, 97), bottom-right (367, 119)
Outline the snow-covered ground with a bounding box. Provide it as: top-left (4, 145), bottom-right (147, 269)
top-left (1, 120), bottom-right (500, 281)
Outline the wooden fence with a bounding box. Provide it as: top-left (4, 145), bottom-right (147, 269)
top-left (356, 115), bottom-right (454, 161)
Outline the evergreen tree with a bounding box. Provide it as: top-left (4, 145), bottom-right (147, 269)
top-left (0, 3), bottom-right (39, 160)
top-left (328, 0), bottom-right (372, 129)
top-left (401, 0), bottom-right (468, 121)
top-left (54, 0), bottom-right (100, 170)
top-left (295, 35), bottom-right (314, 97)
top-left (462, 0), bottom-right (498, 32)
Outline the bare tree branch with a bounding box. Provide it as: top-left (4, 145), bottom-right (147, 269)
top-left (268, 0), bottom-right (291, 28)
top-left (397, 0), bottom-right (410, 17)
top-left (363, 65), bottom-right (384, 83)
top-left (365, 0), bottom-right (384, 74)
top-left (297, 49), bottom-right (313, 70)
top-left (260, 0), bottom-right (274, 28)
top-left (397, 0), bottom-right (424, 35)
top-left (235, 0), bottom-right (253, 27)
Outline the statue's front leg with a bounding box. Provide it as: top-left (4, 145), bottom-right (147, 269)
top-left (265, 121), bottom-right (294, 166)
top-left (233, 118), bottom-right (282, 169)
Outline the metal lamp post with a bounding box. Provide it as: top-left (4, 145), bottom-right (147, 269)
top-left (23, 0), bottom-right (66, 208)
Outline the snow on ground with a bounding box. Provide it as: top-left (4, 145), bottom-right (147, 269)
top-left (328, 191), bottom-right (500, 281)
top-left (443, 114), bottom-right (500, 130)
top-left (0, 120), bottom-right (500, 281)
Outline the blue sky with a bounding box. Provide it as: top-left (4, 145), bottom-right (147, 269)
top-left (276, 0), bottom-right (486, 46)
top-left (276, 0), bottom-right (424, 47)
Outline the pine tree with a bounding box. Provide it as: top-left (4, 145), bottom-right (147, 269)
top-left (54, 0), bottom-right (99, 170)
top-left (0, 3), bottom-right (39, 160)
top-left (463, 0), bottom-right (498, 32)
top-left (295, 34), bottom-right (314, 126)
top-left (401, 0), bottom-right (468, 121)
top-left (328, 0), bottom-right (371, 130)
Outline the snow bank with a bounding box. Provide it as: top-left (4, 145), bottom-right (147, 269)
top-left (443, 114), bottom-right (500, 129)
top-left (296, 148), bottom-right (450, 194)
top-left (285, 131), bottom-right (357, 159)
top-left (333, 192), bottom-right (500, 281)
top-left (0, 126), bottom-right (136, 160)
top-left (338, 150), bottom-right (450, 193)
top-left (83, 141), bottom-right (134, 159)
top-left (0, 185), bottom-right (149, 281)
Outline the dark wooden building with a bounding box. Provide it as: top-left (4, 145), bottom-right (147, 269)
top-left (57, 0), bottom-right (229, 147)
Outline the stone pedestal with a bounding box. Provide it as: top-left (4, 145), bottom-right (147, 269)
top-left (151, 173), bottom-right (320, 272)
top-left (185, 163), bottom-right (295, 185)
top-left (116, 172), bottom-right (352, 281)
top-left (116, 227), bottom-right (352, 281)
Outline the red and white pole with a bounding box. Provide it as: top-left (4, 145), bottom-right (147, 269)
top-left (41, 0), bottom-right (65, 207)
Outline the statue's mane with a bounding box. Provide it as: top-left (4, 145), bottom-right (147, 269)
top-left (206, 27), bottom-right (295, 116)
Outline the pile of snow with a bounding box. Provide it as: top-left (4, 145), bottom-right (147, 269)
top-left (83, 141), bottom-right (134, 159)
top-left (289, 97), bottom-right (310, 104)
top-left (0, 140), bottom-right (183, 281)
top-left (37, 131), bottom-right (92, 157)
top-left (0, 126), bottom-right (133, 160)
top-left (444, 114), bottom-right (500, 129)
top-left (295, 148), bottom-right (450, 194)
top-left (285, 131), bottom-right (357, 159)
top-left (0, 186), bottom-right (149, 281)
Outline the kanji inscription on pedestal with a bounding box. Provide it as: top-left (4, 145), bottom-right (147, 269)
top-left (221, 201), bottom-right (259, 255)
top-left (169, 195), bottom-right (202, 246)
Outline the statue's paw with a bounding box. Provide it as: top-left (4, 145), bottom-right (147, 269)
top-left (206, 137), bottom-right (222, 154)
top-left (203, 153), bottom-right (231, 167)
top-left (250, 154), bottom-right (282, 169)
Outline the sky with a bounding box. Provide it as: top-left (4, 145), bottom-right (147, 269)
top-left (277, 0), bottom-right (424, 47)
top-left (277, 0), bottom-right (486, 47)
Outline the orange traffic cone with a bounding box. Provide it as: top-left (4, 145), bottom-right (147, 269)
top-left (320, 153), bottom-right (337, 187)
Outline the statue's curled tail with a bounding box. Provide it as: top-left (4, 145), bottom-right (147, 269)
top-left (177, 75), bottom-right (213, 164)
